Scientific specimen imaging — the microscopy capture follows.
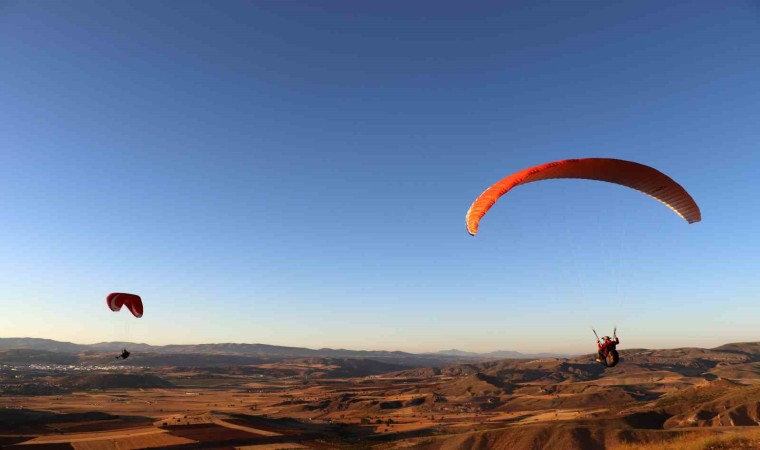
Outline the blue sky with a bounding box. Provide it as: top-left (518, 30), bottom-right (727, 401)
top-left (1, 1), bottom-right (758, 353)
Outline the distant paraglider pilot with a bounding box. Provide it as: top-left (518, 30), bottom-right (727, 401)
top-left (116, 348), bottom-right (130, 360)
top-left (596, 334), bottom-right (619, 365)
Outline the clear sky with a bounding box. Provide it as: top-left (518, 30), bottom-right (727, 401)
top-left (1, 1), bottom-right (758, 354)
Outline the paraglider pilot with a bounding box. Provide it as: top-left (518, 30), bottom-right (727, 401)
top-left (596, 333), bottom-right (619, 363)
top-left (116, 348), bottom-right (130, 360)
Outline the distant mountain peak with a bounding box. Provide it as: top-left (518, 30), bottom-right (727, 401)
top-left (435, 349), bottom-right (482, 357)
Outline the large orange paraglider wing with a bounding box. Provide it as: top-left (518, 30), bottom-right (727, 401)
top-left (465, 158), bottom-right (701, 236)
top-left (106, 293), bottom-right (143, 318)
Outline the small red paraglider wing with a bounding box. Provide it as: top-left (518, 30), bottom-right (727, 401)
top-left (106, 293), bottom-right (143, 318)
top-left (465, 158), bottom-right (701, 235)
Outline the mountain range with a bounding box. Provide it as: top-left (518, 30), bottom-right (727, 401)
top-left (0, 338), bottom-right (574, 367)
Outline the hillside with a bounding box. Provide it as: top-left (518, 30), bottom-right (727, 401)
top-left (62, 373), bottom-right (175, 390)
top-left (0, 338), bottom-right (573, 367)
top-left (2, 341), bottom-right (760, 449)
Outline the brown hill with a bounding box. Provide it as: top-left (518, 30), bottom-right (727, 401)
top-left (294, 357), bottom-right (409, 378)
top-left (500, 385), bottom-right (637, 413)
top-left (0, 349), bottom-right (79, 365)
top-left (707, 361), bottom-right (760, 381)
top-left (390, 359), bottom-right (604, 385)
top-left (402, 420), bottom-right (684, 450)
top-left (712, 342), bottom-right (760, 358)
top-left (61, 373), bottom-right (174, 389)
top-left (591, 347), bottom-right (752, 377)
top-left (385, 367), bottom-right (442, 378)
top-left (0, 409), bottom-right (116, 429)
top-left (658, 380), bottom-right (760, 428)
top-left (434, 372), bottom-right (513, 398)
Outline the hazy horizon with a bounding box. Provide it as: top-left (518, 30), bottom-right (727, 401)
top-left (3, 335), bottom-right (757, 357)
top-left (2, 1), bottom-right (758, 354)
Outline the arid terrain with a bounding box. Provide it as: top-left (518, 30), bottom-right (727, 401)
top-left (2, 340), bottom-right (760, 449)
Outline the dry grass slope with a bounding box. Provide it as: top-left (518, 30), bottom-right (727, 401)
top-left (613, 427), bottom-right (760, 450)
